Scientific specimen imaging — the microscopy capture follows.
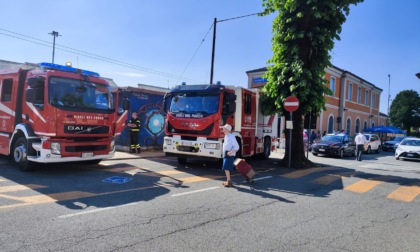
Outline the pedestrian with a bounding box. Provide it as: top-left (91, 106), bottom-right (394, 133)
top-left (221, 124), bottom-right (239, 187)
top-left (355, 131), bottom-right (368, 161)
top-left (127, 112), bottom-right (141, 154)
top-left (310, 130), bottom-right (317, 144)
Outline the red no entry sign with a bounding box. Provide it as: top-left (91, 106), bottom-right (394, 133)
top-left (284, 96), bottom-right (299, 112)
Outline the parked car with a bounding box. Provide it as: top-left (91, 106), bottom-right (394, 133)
top-left (395, 137), bottom-right (420, 161)
top-left (311, 133), bottom-right (356, 158)
top-left (363, 133), bottom-right (381, 153)
top-left (382, 136), bottom-right (405, 152)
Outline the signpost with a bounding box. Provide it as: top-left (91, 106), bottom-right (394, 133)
top-left (284, 96), bottom-right (299, 169)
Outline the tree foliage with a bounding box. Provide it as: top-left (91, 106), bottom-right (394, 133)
top-left (389, 90), bottom-right (420, 135)
top-left (261, 0), bottom-right (364, 168)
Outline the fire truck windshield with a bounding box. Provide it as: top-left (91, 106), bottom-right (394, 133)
top-left (48, 77), bottom-right (114, 112)
top-left (170, 94), bottom-right (219, 115)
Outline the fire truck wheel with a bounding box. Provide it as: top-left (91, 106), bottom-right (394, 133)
top-left (13, 137), bottom-right (35, 171)
top-left (177, 157), bottom-right (187, 165)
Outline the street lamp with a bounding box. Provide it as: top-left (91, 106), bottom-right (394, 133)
top-left (416, 72), bottom-right (420, 79)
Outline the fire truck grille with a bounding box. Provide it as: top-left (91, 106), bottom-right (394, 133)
top-left (64, 125), bottom-right (110, 134)
top-left (167, 122), bottom-right (214, 136)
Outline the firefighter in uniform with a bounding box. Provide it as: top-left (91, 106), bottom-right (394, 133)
top-left (127, 112), bottom-right (141, 153)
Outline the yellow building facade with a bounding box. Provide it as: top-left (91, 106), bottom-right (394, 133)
top-left (246, 66), bottom-right (388, 137)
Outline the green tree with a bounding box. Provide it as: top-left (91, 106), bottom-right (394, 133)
top-left (389, 90), bottom-right (420, 135)
top-left (261, 0), bottom-right (364, 168)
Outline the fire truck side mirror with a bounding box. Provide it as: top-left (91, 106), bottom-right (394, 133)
top-left (27, 77), bottom-right (44, 88)
top-left (223, 102), bottom-right (236, 115)
top-left (25, 89), bottom-right (37, 103)
top-left (122, 99), bottom-right (130, 111)
top-left (228, 102), bottom-right (236, 114)
top-left (227, 93), bottom-right (237, 101)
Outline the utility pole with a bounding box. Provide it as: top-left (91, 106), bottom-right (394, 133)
top-left (209, 13), bottom-right (260, 85)
top-left (49, 31), bottom-right (61, 64)
top-left (387, 74), bottom-right (391, 125)
top-left (210, 18), bottom-right (217, 85)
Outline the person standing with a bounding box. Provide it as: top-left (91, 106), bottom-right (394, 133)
top-left (127, 112), bottom-right (141, 154)
top-left (310, 130), bottom-right (317, 144)
top-left (221, 124), bottom-right (239, 187)
top-left (355, 131), bottom-right (368, 161)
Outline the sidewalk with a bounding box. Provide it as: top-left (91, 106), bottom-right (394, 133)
top-left (110, 150), bottom-right (165, 160)
top-left (111, 148), bottom-right (285, 161)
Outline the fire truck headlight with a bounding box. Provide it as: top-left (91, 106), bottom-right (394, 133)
top-left (110, 139), bottom-right (115, 151)
top-left (51, 142), bottom-right (61, 154)
top-left (204, 143), bottom-right (220, 149)
top-left (164, 139), bottom-right (172, 145)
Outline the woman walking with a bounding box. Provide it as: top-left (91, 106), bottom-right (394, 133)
top-left (221, 124), bottom-right (239, 187)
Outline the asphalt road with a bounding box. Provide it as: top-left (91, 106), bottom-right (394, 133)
top-left (0, 149), bottom-right (419, 251)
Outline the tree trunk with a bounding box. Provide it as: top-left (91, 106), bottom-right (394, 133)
top-left (279, 109), bottom-right (314, 169)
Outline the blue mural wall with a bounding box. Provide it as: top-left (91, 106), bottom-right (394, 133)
top-left (117, 87), bottom-right (167, 150)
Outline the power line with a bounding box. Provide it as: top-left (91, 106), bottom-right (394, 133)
top-left (0, 28), bottom-right (202, 83)
top-left (176, 22), bottom-right (214, 84)
top-left (217, 12), bottom-right (261, 23)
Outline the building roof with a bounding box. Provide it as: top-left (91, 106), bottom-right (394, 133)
top-left (246, 65), bottom-right (383, 92)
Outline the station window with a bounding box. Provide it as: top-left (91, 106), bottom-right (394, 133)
top-left (330, 77), bottom-right (336, 96)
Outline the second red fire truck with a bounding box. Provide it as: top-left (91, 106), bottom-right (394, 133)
top-left (163, 83), bottom-right (277, 164)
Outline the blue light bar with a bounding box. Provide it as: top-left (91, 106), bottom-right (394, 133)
top-left (38, 62), bottom-right (100, 77)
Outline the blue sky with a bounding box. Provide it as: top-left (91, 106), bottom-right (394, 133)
top-left (1, 0), bottom-right (419, 114)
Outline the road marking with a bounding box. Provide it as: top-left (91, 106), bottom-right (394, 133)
top-left (0, 184), bottom-right (47, 193)
top-left (178, 175), bottom-right (224, 183)
top-left (281, 167), bottom-right (335, 179)
top-left (387, 185), bottom-right (420, 202)
top-left (313, 175), bottom-right (342, 185)
top-left (241, 176), bottom-right (273, 183)
top-left (13, 191), bottom-right (97, 204)
top-left (158, 170), bottom-right (185, 175)
top-left (344, 179), bottom-right (383, 193)
top-left (58, 202), bottom-right (138, 219)
top-left (171, 187), bottom-right (219, 197)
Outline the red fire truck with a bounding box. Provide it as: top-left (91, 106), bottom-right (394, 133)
top-left (163, 83), bottom-right (277, 164)
top-left (0, 62), bottom-right (129, 171)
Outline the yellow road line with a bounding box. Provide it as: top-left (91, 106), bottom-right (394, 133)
top-left (157, 170), bottom-right (185, 176)
top-left (281, 167), bottom-right (335, 179)
top-left (178, 175), bottom-right (225, 183)
top-left (387, 186), bottom-right (420, 202)
top-left (313, 175), bottom-right (342, 185)
top-left (2, 191), bottom-right (96, 204)
top-left (344, 179), bottom-right (383, 193)
top-left (0, 184), bottom-right (47, 193)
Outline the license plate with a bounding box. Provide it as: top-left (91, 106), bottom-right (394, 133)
top-left (181, 142), bottom-right (192, 146)
top-left (82, 153), bottom-right (94, 158)
top-left (407, 154), bottom-right (414, 157)
top-left (319, 149), bottom-right (325, 152)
